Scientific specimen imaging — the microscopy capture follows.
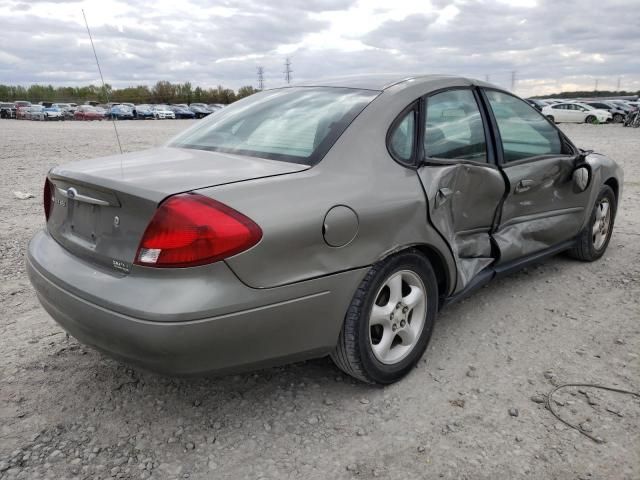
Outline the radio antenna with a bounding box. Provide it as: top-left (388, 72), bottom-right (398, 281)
top-left (82, 9), bottom-right (123, 155)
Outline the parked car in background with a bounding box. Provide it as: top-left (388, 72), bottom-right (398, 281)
top-left (74, 105), bottom-right (105, 121)
top-left (188, 103), bottom-right (211, 118)
top-left (151, 105), bottom-right (175, 119)
top-left (207, 104), bottom-right (225, 112)
top-left (133, 105), bottom-right (154, 119)
top-left (170, 105), bottom-right (196, 119)
top-left (542, 102), bottom-right (611, 124)
top-left (52, 103), bottom-right (75, 120)
top-left (44, 106), bottom-right (64, 121)
top-left (583, 101), bottom-right (626, 123)
top-left (15, 101), bottom-right (32, 119)
top-left (608, 100), bottom-right (633, 114)
top-left (525, 99), bottom-right (547, 111)
top-left (0, 102), bottom-right (16, 118)
top-left (25, 105), bottom-right (46, 121)
top-left (108, 105), bottom-right (134, 120)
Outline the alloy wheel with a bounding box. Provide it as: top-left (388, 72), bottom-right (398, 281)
top-left (368, 270), bottom-right (427, 365)
top-left (592, 198), bottom-right (612, 250)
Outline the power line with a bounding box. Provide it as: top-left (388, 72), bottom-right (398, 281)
top-left (284, 58), bottom-right (293, 84)
top-left (257, 66), bottom-right (265, 90)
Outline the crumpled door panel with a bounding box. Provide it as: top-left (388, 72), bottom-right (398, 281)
top-left (419, 163), bottom-right (505, 293)
top-left (493, 209), bottom-right (584, 263)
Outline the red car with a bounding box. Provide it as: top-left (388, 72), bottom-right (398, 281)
top-left (74, 105), bottom-right (105, 121)
top-left (14, 101), bottom-right (32, 120)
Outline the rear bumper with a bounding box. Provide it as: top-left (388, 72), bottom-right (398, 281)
top-left (27, 230), bottom-right (365, 375)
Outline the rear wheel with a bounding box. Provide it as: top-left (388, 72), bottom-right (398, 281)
top-left (546, 115), bottom-right (555, 123)
top-left (613, 113), bottom-right (623, 123)
top-left (568, 185), bottom-right (616, 261)
top-left (331, 250), bottom-right (438, 384)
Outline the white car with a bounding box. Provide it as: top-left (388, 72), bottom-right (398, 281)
top-left (152, 105), bottom-right (176, 119)
top-left (542, 102), bottom-right (611, 124)
top-left (43, 107), bottom-right (64, 121)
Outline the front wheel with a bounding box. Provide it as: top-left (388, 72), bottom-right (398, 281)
top-left (568, 185), bottom-right (616, 261)
top-left (331, 250), bottom-right (438, 384)
top-left (585, 115), bottom-right (598, 124)
top-left (613, 113), bottom-right (623, 123)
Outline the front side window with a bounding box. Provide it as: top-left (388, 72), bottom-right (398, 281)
top-left (388, 110), bottom-right (415, 163)
top-left (485, 90), bottom-right (565, 163)
top-left (170, 87), bottom-right (378, 165)
top-left (424, 89), bottom-right (487, 162)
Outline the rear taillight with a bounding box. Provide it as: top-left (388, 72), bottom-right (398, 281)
top-left (44, 178), bottom-right (53, 221)
top-left (134, 193), bottom-right (262, 268)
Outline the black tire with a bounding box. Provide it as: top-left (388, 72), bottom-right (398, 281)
top-left (613, 113), bottom-right (623, 123)
top-left (585, 115), bottom-right (597, 124)
top-left (568, 185), bottom-right (616, 262)
top-left (546, 115), bottom-right (555, 123)
top-left (331, 249), bottom-right (438, 384)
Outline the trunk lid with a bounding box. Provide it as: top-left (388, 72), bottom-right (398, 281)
top-left (47, 147), bottom-right (309, 273)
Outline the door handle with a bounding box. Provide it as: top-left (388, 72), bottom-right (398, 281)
top-left (436, 187), bottom-right (454, 207)
top-left (514, 179), bottom-right (534, 194)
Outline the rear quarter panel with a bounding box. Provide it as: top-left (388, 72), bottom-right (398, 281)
top-left (202, 79), bottom-right (463, 294)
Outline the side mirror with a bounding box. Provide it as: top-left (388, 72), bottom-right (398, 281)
top-left (573, 149), bottom-right (593, 192)
top-left (573, 166), bottom-right (590, 192)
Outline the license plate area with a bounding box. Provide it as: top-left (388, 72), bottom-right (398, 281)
top-left (68, 201), bottom-right (100, 244)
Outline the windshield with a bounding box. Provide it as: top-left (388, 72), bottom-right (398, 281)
top-left (169, 87), bottom-right (378, 164)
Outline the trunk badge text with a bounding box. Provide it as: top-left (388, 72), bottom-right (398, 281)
top-left (112, 259), bottom-right (131, 274)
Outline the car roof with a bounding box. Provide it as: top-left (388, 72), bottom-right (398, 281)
top-left (291, 73), bottom-right (478, 91)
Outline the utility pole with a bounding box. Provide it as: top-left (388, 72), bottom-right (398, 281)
top-left (616, 77), bottom-right (621, 91)
top-left (510, 71), bottom-right (517, 92)
top-left (594, 79), bottom-right (599, 91)
top-left (284, 58), bottom-right (293, 84)
top-left (484, 74), bottom-right (489, 82)
top-left (257, 66), bottom-right (265, 90)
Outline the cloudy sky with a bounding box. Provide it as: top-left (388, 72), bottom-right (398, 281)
top-left (1, 0), bottom-right (638, 97)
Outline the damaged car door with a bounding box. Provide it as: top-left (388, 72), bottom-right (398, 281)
top-left (417, 88), bottom-right (506, 293)
top-left (482, 89), bottom-right (590, 264)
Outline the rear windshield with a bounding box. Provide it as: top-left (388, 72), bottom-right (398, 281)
top-left (169, 87), bottom-right (378, 165)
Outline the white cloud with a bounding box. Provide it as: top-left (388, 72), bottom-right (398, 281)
top-left (0, 0), bottom-right (637, 97)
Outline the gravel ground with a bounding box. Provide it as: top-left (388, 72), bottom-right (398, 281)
top-left (1, 120), bottom-right (638, 480)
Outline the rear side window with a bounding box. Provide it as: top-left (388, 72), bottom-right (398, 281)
top-left (485, 90), bottom-right (564, 162)
top-left (388, 110), bottom-right (416, 163)
top-left (424, 89), bottom-right (487, 162)
top-left (170, 87), bottom-right (378, 165)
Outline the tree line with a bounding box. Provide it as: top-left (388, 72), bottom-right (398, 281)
top-left (0, 81), bottom-right (258, 105)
